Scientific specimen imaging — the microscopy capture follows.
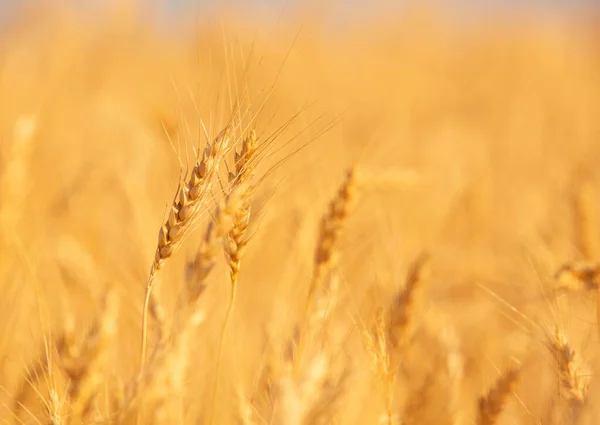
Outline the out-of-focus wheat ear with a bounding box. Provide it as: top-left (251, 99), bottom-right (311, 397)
top-left (140, 125), bottom-right (231, 369)
top-left (476, 367), bottom-right (520, 425)
top-left (363, 307), bottom-right (395, 424)
top-left (573, 177), bottom-right (599, 261)
top-left (310, 168), bottom-right (359, 300)
top-left (0, 115), bottom-right (36, 232)
top-left (544, 326), bottom-right (590, 423)
top-left (552, 261), bottom-right (600, 341)
top-left (365, 253), bottom-right (429, 423)
top-left (121, 310), bottom-right (206, 425)
top-left (387, 252), bottom-right (431, 361)
top-left (554, 262), bottom-right (600, 293)
top-left (59, 289), bottom-right (119, 424)
top-left (272, 353), bottom-right (329, 425)
top-left (296, 167), bottom-right (359, 364)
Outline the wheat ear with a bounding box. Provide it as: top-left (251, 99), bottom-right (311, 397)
top-left (477, 368), bottom-right (520, 425)
top-left (387, 252), bottom-right (430, 360)
top-left (121, 310), bottom-right (206, 424)
top-left (544, 326), bottom-right (589, 423)
top-left (182, 184), bottom-right (246, 310)
top-left (58, 289), bottom-right (119, 424)
top-left (127, 189), bottom-right (243, 423)
top-left (296, 168), bottom-right (359, 365)
top-left (210, 130), bottom-right (258, 425)
top-left (140, 126), bottom-right (230, 369)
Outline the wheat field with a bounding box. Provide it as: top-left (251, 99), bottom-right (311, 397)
top-left (1, 1), bottom-right (600, 424)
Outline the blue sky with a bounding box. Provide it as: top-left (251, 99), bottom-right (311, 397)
top-left (0, 0), bottom-right (597, 29)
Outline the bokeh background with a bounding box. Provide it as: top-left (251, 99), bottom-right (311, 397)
top-left (0, 0), bottom-right (600, 424)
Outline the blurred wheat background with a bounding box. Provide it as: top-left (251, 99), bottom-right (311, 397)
top-left (1, 0), bottom-right (600, 424)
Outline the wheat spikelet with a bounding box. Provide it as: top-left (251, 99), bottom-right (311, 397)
top-left (476, 368), bottom-right (520, 425)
